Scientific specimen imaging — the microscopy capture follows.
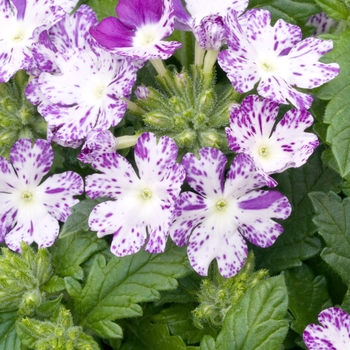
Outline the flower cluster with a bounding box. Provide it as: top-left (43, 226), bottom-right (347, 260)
top-left (0, 0), bottom-right (340, 282)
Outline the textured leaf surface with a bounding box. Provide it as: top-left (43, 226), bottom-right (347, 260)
top-left (316, 31), bottom-right (350, 177)
top-left (215, 276), bottom-right (288, 350)
top-left (0, 311), bottom-right (21, 350)
top-left (68, 244), bottom-right (191, 339)
top-left (283, 264), bottom-right (331, 335)
top-left (254, 148), bottom-right (341, 273)
top-left (50, 231), bottom-right (108, 280)
top-left (309, 191), bottom-right (350, 286)
top-left (80, 0), bottom-right (119, 21)
top-left (314, 0), bottom-right (350, 20)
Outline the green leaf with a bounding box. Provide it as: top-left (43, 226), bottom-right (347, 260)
top-left (316, 31), bottom-right (350, 177)
top-left (121, 319), bottom-right (187, 350)
top-left (200, 336), bottom-right (216, 350)
top-left (314, 0), bottom-right (350, 20)
top-left (283, 264), bottom-right (331, 335)
top-left (50, 230), bottom-right (108, 280)
top-left (254, 147), bottom-right (341, 273)
top-left (309, 191), bottom-right (350, 286)
top-left (215, 276), bottom-right (289, 350)
top-left (152, 304), bottom-right (218, 344)
top-left (248, 0), bottom-right (321, 25)
top-left (68, 244), bottom-right (191, 339)
top-left (60, 198), bottom-right (107, 238)
top-left (35, 295), bottom-right (63, 317)
top-left (81, 0), bottom-right (119, 21)
top-left (0, 311), bottom-right (21, 349)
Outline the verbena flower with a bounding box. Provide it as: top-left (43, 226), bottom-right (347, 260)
top-left (89, 0), bottom-right (181, 60)
top-left (303, 307), bottom-right (350, 349)
top-left (26, 6), bottom-right (138, 145)
top-left (218, 9), bottom-right (340, 109)
top-left (0, 138), bottom-right (83, 251)
top-left (86, 132), bottom-right (185, 256)
top-left (78, 129), bottom-right (118, 164)
top-left (226, 95), bottom-right (319, 174)
top-left (307, 12), bottom-right (337, 36)
top-left (173, 0), bottom-right (248, 50)
top-left (169, 148), bottom-right (291, 278)
top-left (0, 0), bottom-right (77, 82)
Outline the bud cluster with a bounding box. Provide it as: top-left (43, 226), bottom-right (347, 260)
top-left (133, 67), bottom-right (239, 157)
top-left (0, 243), bottom-right (53, 315)
top-left (192, 252), bottom-right (268, 327)
top-left (0, 71), bottom-right (47, 158)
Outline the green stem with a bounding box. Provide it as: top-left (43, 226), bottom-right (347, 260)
top-left (203, 50), bottom-right (219, 74)
top-left (116, 135), bottom-right (140, 149)
top-left (150, 59), bottom-right (167, 76)
top-left (122, 98), bottom-right (146, 115)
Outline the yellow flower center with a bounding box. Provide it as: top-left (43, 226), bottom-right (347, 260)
top-left (141, 188), bottom-right (152, 200)
top-left (258, 145), bottom-right (269, 157)
top-left (21, 191), bottom-right (33, 202)
top-left (216, 199), bottom-right (228, 211)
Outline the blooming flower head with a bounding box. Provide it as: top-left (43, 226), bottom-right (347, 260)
top-left (0, 0), bottom-right (77, 82)
top-left (89, 0), bottom-right (181, 60)
top-left (25, 6), bottom-right (138, 145)
top-left (169, 148), bottom-right (291, 278)
top-left (226, 95), bottom-right (319, 174)
top-left (173, 0), bottom-right (248, 50)
top-left (218, 9), bottom-right (340, 109)
top-left (303, 307), bottom-right (350, 349)
top-left (86, 132), bottom-right (185, 256)
top-left (0, 138), bottom-right (83, 251)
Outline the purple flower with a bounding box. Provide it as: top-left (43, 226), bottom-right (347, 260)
top-left (78, 129), bottom-right (118, 164)
top-left (169, 148), bottom-right (291, 278)
top-left (226, 95), bottom-right (319, 174)
top-left (303, 307), bottom-right (350, 349)
top-left (173, 0), bottom-right (248, 50)
top-left (26, 6), bottom-right (138, 145)
top-left (89, 0), bottom-right (181, 61)
top-left (218, 9), bottom-right (340, 109)
top-left (86, 132), bottom-right (185, 256)
top-left (0, 0), bottom-right (77, 82)
top-left (0, 139), bottom-right (83, 251)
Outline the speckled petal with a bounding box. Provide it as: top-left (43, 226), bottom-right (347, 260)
top-left (10, 139), bottom-right (53, 187)
top-left (146, 219), bottom-right (171, 253)
top-left (86, 152), bottom-right (138, 199)
top-left (193, 15), bottom-right (225, 50)
top-left (5, 208), bottom-right (59, 252)
top-left (303, 307), bottom-right (350, 350)
top-left (187, 222), bottom-right (248, 277)
top-left (134, 133), bottom-right (179, 183)
top-left (236, 189), bottom-right (291, 247)
top-left (0, 195), bottom-right (17, 242)
top-left (37, 171), bottom-right (83, 221)
top-left (0, 157), bottom-right (21, 192)
top-left (170, 191), bottom-right (208, 246)
top-left (182, 147), bottom-right (227, 198)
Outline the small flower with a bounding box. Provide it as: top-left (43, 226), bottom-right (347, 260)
top-left (173, 0), bottom-right (248, 50)
top-left (0, 139), bottom-right (83, 251)
top-left (86, 132), bottom-right (185, 256)
top-left (226, 95), bottom-right (319, 174)
top-left (89, 0), bottom-right (181, 61)
top-left (0, 0), bottom-right (77, 82)
top-left (218, 9), bottom-right (340, 109)
top-left (169, 148), bottom-right (291, 278)
top-left (78, 129), bottom-right (118, 164)
top-left (307, 12), bottom-right (337, 36)
top-left (303, 307), bottom-right (350, 349)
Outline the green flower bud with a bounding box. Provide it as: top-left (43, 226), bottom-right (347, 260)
top-left (144, 112), bottom-right (171, 129)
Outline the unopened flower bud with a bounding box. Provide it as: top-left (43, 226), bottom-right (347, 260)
top-left (135, 86), bottom-right (150, 100)
top-left (144, 112), bottom-right (170, 129)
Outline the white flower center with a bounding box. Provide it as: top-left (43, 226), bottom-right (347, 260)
top-left (12, 30), bottom-right (25, 43)
top-left (133, 24), bottom-right (159, 47)
top-left (21, 191), bottom-right (33, 202)
top-left (93, 84), bottom-right (106, 100)
top-left (140, 188), bottom-right (152, 200)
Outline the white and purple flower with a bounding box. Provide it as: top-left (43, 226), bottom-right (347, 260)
top-left (218, 9), bottom-right (340, 109)
top-left (0, 138), bottom-right (83, 252)
top-left (0, 0), bottom-right (77, 82)
top-left (26, 6), bottom-right (138, 145)
top-left (90, 0), bottom-right (181, 61)
top-left (78, 129), bottom-right (118, 164)
top-left (169, 148), bottom-right (291, 278)
top-left (86, 132), bottom-right (185, 256)
top-left (303, 307), bottom-right (350, 349)
top-left (226, 95), bottom-right (319, 174)
top-left (173, 0), bottom-right (248, 51)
